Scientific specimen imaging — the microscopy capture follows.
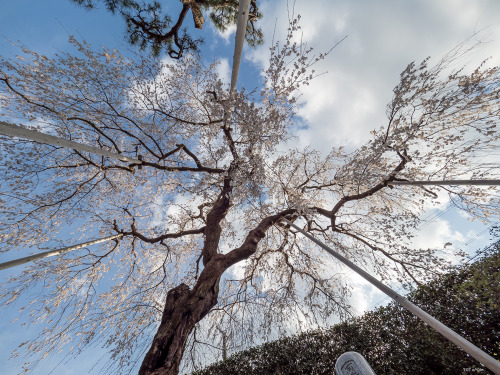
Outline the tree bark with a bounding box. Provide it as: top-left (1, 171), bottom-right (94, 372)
top-left (180, 0), bottom-right (205, 29)
top-left (139, 176), bottom-right (231, 375)
top-left (138, 207), bottom-right (295, 375)
top-left (138, 273), bottom-right (220, 375)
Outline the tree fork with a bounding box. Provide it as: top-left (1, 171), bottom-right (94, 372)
top-left (138, 254), bottom-right (231, 374)
top-left (138, 209), bottom-right (295, 374)
top-left (139, 174), bottom-right (232, 374)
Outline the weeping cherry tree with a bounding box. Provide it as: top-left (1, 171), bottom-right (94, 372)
top-left (0, 23), bottom-right (499, 374)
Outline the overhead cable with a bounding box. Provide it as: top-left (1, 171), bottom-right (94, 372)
top-left (281, 217), bottom-right (500, 374)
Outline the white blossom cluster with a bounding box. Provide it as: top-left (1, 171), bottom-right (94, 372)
top-left (0, 22), bottom-right (499, 374)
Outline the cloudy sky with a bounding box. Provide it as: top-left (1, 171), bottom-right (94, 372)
top-left (1, 0), bottom-right (499, 373)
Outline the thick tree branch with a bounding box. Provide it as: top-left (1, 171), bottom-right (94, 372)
top-left (223, 209), bottom-right (296, 267)
top-left (128, 3), bottom-right (193, 59)
top-left (115, 220), bottom-right (206, 244)
top-left (152, 108), bottom-right (223, 127)
top-left (328, 152), bottom-right (410, 226)
top-left (0, 76), bottom-right (59, 115)
top-left (131, 159), bottom-right (225, 174)
top-left (200, 171), bottom-right (234, 265)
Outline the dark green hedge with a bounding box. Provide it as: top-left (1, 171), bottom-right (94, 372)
top-left (193, 240), bottom-right (500, 375)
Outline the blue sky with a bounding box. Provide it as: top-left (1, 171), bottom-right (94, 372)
top-left (1, 0), bottom-right (499, 374)
top-left (0, 3), bottom-right (259, 373)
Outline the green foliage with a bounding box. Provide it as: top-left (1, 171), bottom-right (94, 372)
top-left (193, 240), bottom-right (500, 375)
top-left (207, 0), bottom-right (263, 47)
top-left (71, 0), bottom-right (263, 58)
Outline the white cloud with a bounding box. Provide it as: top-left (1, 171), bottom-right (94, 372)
top-left (208, 18), bottom-right (237, 46)
top-left (216, 58), bottom-right (231, 85)
top-left (247, 0), bottom-right (500, 153)
top-left (218, 24), bottom-right (237, 44)
top-left (228, 259), bottom-right (247, 279)
top-left (215, 0), bottom-right (500, 322)
top-left (412, 218), bottom-right (465, 250)
top-left (347, 272), bottom-right (386, 314)
top-left (458, 210), bottom-right (471, 219)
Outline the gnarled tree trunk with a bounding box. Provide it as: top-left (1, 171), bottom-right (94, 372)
top-left (138, 204), bottom-right (293, 374)
top-left (138, 256), bottom-right (226, 375)
top-left (138, 281), bottom-right (218, 375)
top-left (139, 175), bottom-right (232, 375)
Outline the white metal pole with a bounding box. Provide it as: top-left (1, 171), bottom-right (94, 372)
top-left (230, 0), bottom-right (252, 95)
top-left (223, 0), bottom-right (251, 130)
top-left (0, 234), bottom-right (123, 271)
top-left (0, 121), bottom-right (142, 164)
top-left (390, 180), bottom-right (500, 186)
top-left (281, 218), bottom-right (500, 374)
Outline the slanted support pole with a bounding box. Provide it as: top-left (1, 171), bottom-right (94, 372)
top-left (0, 234), bottom-right (123, 271)
top-left (281, 218), bottom-right (500, 374)
top-left (0, 121), bottom-right (142, 164)
top-left (390, 180), bottom-right (500, 186)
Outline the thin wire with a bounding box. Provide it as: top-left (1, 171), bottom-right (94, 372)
top-left (345, 221), bottom-right (497, 313)
top-left (282, 218), bottom-right (500, 374)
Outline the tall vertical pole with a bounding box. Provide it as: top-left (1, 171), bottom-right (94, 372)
top-left (230, 0), bottom-right (252, 95)
top-left (223, 0), bottom-right (251, 130)
top-left (281, 218), bottom-right (500, 374)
